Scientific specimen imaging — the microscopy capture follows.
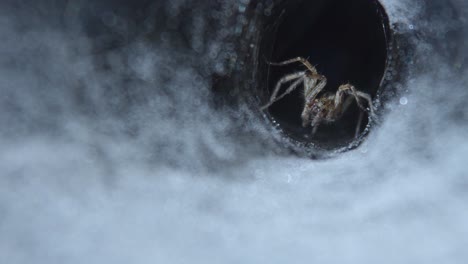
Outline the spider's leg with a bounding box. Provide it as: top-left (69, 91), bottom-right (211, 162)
top-left (336, 84), bottom-right (374, 115)
top-left (355, 91), bottom-right (375, 118)
top-left (310, 114), bottom-right (323, 136)
top-left (312, 124), bottom-right (320, 135)
top-left (336, 84), bottom-right (364, 109)
top-left (270, 77), bottom-right (304, 105)
top-left (355, 111), bottom-right (364, 138)
top-left (304, 75), bottom-right (327, 102)
top-left (301, 76), bottom-right (328, 127)
top-left (336, 96), bottom-right (354, 117)
top-left (353, 91), bottom-right (376, 138)
top-left (267, 57), bottom-right (318, 74)
top-left (301, 101), bottom-right (313, 127)
top-left (333, 95), bottom-right (364, 138)
top-left (336, 84), bottom-right (375, 138)
top-left (339, 96), bottom-right (362, 138)
top-left (260, 72), bottom-right (305, 110)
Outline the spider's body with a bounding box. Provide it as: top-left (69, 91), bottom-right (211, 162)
top-left (305, 93), bottom-right (339, 124)
top-left (261, 57), bottom-right (375, 137)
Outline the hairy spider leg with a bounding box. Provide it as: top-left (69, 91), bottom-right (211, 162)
top-left (355, 111), bottom-right (364, 138)
top-left (267, 57), bottom-right (318, 75)
top-left (335, 84), bottom-right (363, 109)
top-left (310, 113), bottom-right (325, 135)
top-left (261, 71), bottom-right (306, 110)
top-left (335, 84), bottom-right (375, 138)
top-left (301, 77), bottom-right (328, 128)
top-left (335, 96), bottom-right (355, 117)
top-left (263, 57), bottom-right (327, 112)
top-left (355, 91), bottom-right (375, 117)
top-left (352, 91), bottom-right (376, 138)
top-left (336, 84), bottom-right (375, 116)
top-left (304, 74), bottom-right (327, 103)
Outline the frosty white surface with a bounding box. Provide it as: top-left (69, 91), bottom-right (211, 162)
top-left (1, 0), bottom-right (467, 263)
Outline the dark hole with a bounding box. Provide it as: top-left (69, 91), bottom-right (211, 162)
top-left (262, 0), bottom-right (390, 150)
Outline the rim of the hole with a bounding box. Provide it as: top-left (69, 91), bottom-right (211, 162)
top-left (258, 0), bottom-right (393, 155)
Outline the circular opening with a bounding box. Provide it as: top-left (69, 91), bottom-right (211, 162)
top-left (261, 0), bottom-right (390, 150)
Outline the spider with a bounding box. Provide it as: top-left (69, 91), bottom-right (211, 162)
top-left (260, 57), bottom-right (375, 137)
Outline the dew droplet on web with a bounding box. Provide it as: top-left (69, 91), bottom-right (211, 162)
top-left (399, 97), bottom-right (408, 105)
top-left (238, 5), bottom-right (246, 13)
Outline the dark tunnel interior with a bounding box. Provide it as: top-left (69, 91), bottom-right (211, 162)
top-left (262, 0), bottom-right (390, 150)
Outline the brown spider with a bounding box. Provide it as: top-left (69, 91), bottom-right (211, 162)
top-left (261, 57), bottom-right (375, 137)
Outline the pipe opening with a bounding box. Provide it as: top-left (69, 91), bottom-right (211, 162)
top-left (260, 0), bottom-right (390, 151)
